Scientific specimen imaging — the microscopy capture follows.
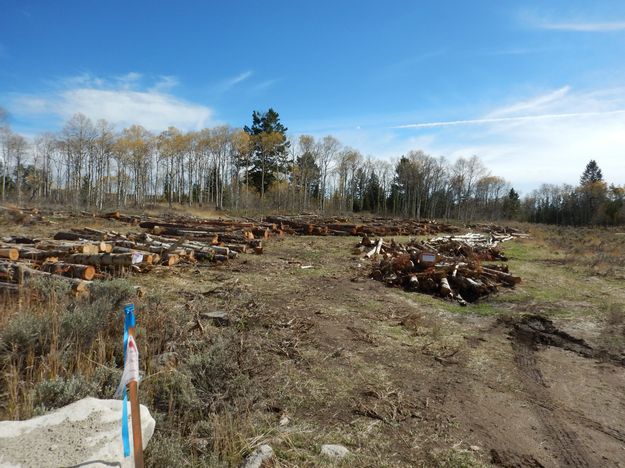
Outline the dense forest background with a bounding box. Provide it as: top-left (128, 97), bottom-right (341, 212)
top-left (1, 107), bottom-right (623, 225)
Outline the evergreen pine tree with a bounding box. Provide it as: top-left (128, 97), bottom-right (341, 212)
top-left (243, 109), bottom-right (290, 197)
top-left (580, 160), bottom-right (603, 186)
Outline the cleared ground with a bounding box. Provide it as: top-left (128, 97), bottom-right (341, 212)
top-left (2, 216), bottom-right (625, 467)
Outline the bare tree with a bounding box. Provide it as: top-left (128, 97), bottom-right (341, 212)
top-left (9, 133), bottom-right (28, 206)
top-left (317, 136), bottom-right (340, 212)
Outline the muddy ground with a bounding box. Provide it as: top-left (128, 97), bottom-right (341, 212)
top-left (3, 216), bottom-right (625, 467)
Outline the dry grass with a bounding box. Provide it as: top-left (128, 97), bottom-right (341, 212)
top-left (531, 224), bottom-right (625, 279)
top-left (0, 278), bottom-right (138, 418)
top-left (0, 272), bottom-right (270, 466)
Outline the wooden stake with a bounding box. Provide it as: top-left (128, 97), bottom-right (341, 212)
top-left (127, 324), bottom-right (144, 468)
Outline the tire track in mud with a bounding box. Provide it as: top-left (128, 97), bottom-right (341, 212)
top-left (510, 316), bottom-right (593, 468)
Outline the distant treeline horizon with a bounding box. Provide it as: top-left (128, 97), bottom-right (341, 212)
top-left (1, 107), bottom-right (623, 225)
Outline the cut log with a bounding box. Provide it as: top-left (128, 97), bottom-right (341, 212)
top-left (111, 247), bottom-right (154, 264)
top-left (440, 277), bottom-right (452, 296)
top-left (0, 261), bottom-right (90, 293)
top-left (481, 267), bottom-right (521, 285)
top-left (67, 253), bottom-right (141, 267)
top-left (83, 227), bottom-right (107, 237)
top-left (162, 253), bottom-right (180, 266)
top-left (2, 236), bottom-right (37, 244)
top-left (366, 238), bottom-right (384, 258)
top-left (53, 231), bottom-right (82, 241)
top-left (0, 248), bottom-right (19, 261)
top-left (98, 242), bottom-right (113, 253)
top-left (41, 262), bottom-right (96, 281)
top-left (209, 246), bottom-right (230, 257)
top-left (35, 241), bottom-right (100, 255)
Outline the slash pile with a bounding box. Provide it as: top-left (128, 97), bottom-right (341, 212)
top-left (358, 232), bottom-right (524, 304)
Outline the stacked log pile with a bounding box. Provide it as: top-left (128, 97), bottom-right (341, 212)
top-left (100, 212), bottom-right (459, 239)
top-left (467, 223), bottom-right (529, 237)
top-left (1, 209), bottom-right (463, 295)
top-left (0, 226), bottom-right (245, 295)
top-left (358, 232), bottom-right (523, 305)
top-left (0, 205), bottom-right (54, 225)
top-left (263, 215), bottom-right (459, 237)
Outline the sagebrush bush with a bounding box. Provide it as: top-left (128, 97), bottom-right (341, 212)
top-left (88, 279), bottom-right (137, 309)
top-left (144, 433), bottom-right (189, 467)
top-left (0, 277), bottom-right (140, 420)
top-left (0, 309), bottom-right (51, 357)
top-left (142, 369), bottom-right (201, 416)
top-left (30, 276), bottom-right (72, 302)
top-left (61, 302), bottom-right (118, 350)
top-left (187, 334), bottom-right (254, 409)
top-left (33, 376), bottom-right (97, 412)
top-left (92, 364), bottom-right (123, 398)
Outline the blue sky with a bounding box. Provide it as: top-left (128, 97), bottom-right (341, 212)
top-left (1, 0), bottom-right (625, 193)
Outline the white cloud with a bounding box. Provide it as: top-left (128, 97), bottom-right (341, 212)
top-left (14, 96), bottom-right (52, 114)
top-left (249, 78), bottom-right (280, 93)
top-left (449, 113), bottom-right (625, 193)
top-left (486, 86), bottom-right (571, 117)
top-left (392, 86), bottom-right (625, 192)
top-left (215, 70), bottom-right (253, 93)
top-left (116, 71), bottom-right (142, 83)
top-left (229, 70), bottom-right (253, 85)
top-left (8, 73), bottom-right (214, 132)
top-left (301, 86), bottom-right (625, 193)
top-left (149, 75), bottom-right (179, 92)
top-left (59, 88), bottom-right (212, 131)
top-left (522, 10), bottom-right (625, 32)
top-left (539, 21), bottom-right (625, 32)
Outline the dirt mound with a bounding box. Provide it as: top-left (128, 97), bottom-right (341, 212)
top-left (508, 314), bottom-right (625, 366)
top-left (509, 315), bottom-right (594, 358)
top-left (490, 449), bottom-right (546, 468)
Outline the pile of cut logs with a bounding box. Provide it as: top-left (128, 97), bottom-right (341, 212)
top-left (4, 206), bottom-right (461, 238)
top-left (0, 209), bottom-right (463, 296)
top-left (467, 223), bottom-right (529, 237)
top-left (0, 224), bottom-right (252, 295)
top-left (99, 211), bottom-right (459, 238)
top-left (263, 215), bottom-right (459, 237)
top-left (357, 232), bottom-right (523, 304)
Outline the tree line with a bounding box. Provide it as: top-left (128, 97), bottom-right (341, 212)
top-left (523, 160), bottom-right (625, 225)
top-left (1, 107), bottom-right (623, 224)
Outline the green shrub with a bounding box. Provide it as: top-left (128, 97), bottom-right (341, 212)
top-left (187, 335), bottom-right (253, 409)
top-left (30, 276), bottom-right (72, 302)
top-left (144, 434), bottom-right (188, 467)
top-left (88, 278), bottom-right (136, 307)
top-left (0, 311), bottom-right (50, 357)
top-left (60, 279), bottom-right (136, 349)
top-left (92, 364), bottom-right (123, 399)
top-left (33, 376), bottom-right (97, 412)
top-left (142, 369), bottom-right (201, 416)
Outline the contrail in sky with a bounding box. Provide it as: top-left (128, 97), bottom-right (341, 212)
top-left (393, 109), bottom-right (625, 129)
